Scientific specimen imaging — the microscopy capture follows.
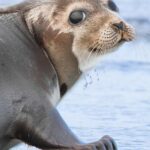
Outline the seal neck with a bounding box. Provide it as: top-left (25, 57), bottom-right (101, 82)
top-left (42, 30), bottom-right (81, 96)
top-left (24, 10), bottom-right (81, 96)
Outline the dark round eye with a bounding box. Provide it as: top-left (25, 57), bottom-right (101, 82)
top-left (69, 10), bottom-right (86, 25)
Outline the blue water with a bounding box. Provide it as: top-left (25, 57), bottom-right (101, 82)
top-left (0, 0), bottom-right (149, 150)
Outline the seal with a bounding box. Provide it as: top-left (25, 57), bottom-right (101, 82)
top-left (0, 0), bottom-right (135, 149)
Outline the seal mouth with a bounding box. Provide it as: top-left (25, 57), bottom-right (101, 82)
top-left (88, 25), bottom-right (135, 54)
top-left (88, 38), bottom-right (125, 54)
top-left (118, 38), bottom-right (126, 44)
top-left (89, 47), bottom-right (101, 53)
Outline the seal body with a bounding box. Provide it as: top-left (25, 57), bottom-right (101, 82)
top-left (0, 0), bottom-right (135, 149)
top-left (0, 13), bottom-right (60, 148)
top-left (0, 13), bottom-right (83, 150)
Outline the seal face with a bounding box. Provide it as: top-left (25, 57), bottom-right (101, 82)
top-left (24, 0), bottom-right (135, 72)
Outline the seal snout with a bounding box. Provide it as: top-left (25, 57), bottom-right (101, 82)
top-left (112, 21), bottom-right (125, 31)
top-left (121, 25), bottom-right (135, 42)
top-left (112, 20), bottom-right (135, 43)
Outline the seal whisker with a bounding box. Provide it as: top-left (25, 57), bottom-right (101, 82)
top-left (87, 42), bottom-right (99, 60)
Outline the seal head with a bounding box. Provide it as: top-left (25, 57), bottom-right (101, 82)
top-left (0, 0), bottom-right (135, 90)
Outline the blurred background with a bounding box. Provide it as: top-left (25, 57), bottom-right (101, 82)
top-left (0, 0), bottom-right (150, 150)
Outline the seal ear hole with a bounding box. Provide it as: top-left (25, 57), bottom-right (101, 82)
top-left (69, 10), bottom-right (86, 25)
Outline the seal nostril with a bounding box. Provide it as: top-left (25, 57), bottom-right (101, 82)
top-left (113, 22), bottom-right (124, 31)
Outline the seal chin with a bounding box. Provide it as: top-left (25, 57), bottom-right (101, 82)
top-left (79, 57), bottom-right (101, 72)
top-left (74, 31), bottom-right (134, 72)
top-left (72, 48), bottom-right (101, 72)
top-left (118, 39), bottom-right (126, 44)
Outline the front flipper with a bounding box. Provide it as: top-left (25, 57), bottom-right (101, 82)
top-left (39, 109), bottom-right (118, 150)
top-left (8, 108), bottom-right (81, 149)
top-left (9, 108), bottom-right (117, 150)
top-left (69, 136), bottom-right (118, 150)
top-left (40, 108), bottom-right (81, 146)
top-left (89, 136), bottom-right (118, 150)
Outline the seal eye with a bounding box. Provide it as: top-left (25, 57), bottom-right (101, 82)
top-left (69, 10), bottom-right (86, 25)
